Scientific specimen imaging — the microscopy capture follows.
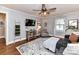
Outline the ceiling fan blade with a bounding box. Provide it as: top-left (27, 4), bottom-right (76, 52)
top-left (49, 8), bottom-right (56, 11)
top-left (33, 9), bottom-right (41, 11)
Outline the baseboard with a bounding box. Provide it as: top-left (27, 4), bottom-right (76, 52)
top-left (6, 38), bottom-right (26, 45)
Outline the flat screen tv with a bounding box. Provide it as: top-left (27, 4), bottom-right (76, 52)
top-left (25, 19), bottom-right (36, 26)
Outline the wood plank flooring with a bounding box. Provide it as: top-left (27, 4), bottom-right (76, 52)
top-left (0, 37), bottom-right (40, 55)
top-left (0, 38), bottom-right (28, 55)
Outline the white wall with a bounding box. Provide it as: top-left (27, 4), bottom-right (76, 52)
top-left (41, 16), bottom-right (55, 36)
top-left (0, 6), bottom-right (40, 45)
top-left (42, 11), bottom-right (79, 36)
top-left (41, 15), bottom-right (66, 36)
top-left (64, 11), bottom-right (79, 29)
top-left (1, 5), bottom-right (79, 45)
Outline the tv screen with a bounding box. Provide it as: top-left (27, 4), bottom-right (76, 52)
top-left (25, 19), bottom-right (36, 26)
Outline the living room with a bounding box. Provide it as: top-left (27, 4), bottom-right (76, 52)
top-left (0, 4), bottom-right (79, 55)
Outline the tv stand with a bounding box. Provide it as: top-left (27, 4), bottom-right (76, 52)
top-left (26, 29), bottom-right (40, 41)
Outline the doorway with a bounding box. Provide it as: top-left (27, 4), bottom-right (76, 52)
top-left (0, 13), bottom-right (6, 45)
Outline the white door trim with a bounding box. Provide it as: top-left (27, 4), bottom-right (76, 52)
top-left (0, 11), bottom-right (9, 45)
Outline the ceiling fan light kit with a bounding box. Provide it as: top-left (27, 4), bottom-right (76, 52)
top-left (33, 4), bottom-right (56, 16)
top-left (39, 11), bottom-right (49, 16)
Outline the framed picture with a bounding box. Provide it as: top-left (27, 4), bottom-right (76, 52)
top-left (68, 19), bottom-right (78, 29)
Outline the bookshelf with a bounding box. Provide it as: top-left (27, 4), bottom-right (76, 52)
top-left (15, 22), bottom-right (20, 36)
top-left (15, 25), bottom-right (20, 36)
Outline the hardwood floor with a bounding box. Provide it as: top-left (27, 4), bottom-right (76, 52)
top-left (0, 38), bottom-right (28, 55)
top-left (0, 37), bottom-right (39, 55)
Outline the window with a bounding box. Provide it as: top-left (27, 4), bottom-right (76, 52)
top-left (54, 18), bottom-right (65, 36)
top-left (55, 19), bottom-right (65, 31)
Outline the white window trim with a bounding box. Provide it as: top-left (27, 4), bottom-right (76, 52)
top-left (54, 18), bottom-right (65, 36)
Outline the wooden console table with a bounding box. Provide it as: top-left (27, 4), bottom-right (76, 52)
top-left (26, 30), bottom-right (40, 41)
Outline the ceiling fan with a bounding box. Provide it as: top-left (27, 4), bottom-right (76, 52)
top-left (33, 4), bottom-right (56, 16)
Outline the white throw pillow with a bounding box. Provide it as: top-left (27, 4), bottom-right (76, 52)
top-left (43, 37), bottom-right (59, 52)
top-left (63, 43), bottom-right (79, 55)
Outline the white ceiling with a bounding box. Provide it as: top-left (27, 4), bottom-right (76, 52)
top-left (1, 4), bottom-right (79, 16)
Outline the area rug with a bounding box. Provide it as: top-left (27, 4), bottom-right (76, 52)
top-left (16, 37), bottom-right (55, 55)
